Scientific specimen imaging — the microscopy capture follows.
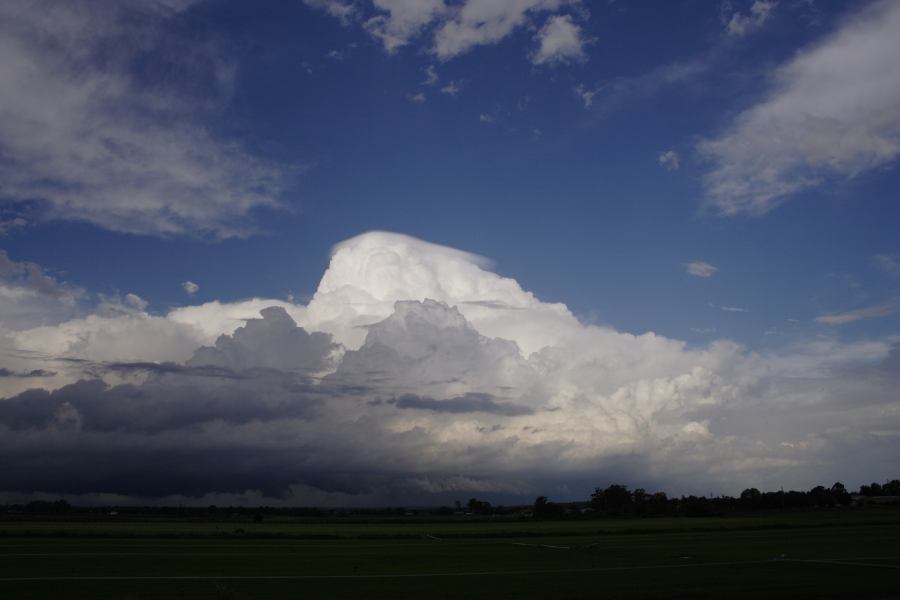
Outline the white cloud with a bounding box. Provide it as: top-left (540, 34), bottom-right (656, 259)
top-left (441, 80), bottom-right (462, 96)
top-left (692, 327), bottom-right (717, 334)
top-left (574, 83), bottom-right (597, 108)
top-left (423, 65), bottom-right (439, 85)
top-left (0, 250), bottom-right (76, 301)
top-left (307, 0), bottom-right (583, 63)
top-left (685, 260), bottom-right (717, 278)
top-left (479, 113), bottom-right (495, 123)
top-left (816, 301), bottom-right (900, 325)
top-left (873, 254), bottom-right (900, 277)
top-left (699, 1), bottom-right (900, 216)
top-left (0, 1), bottom-right (284, 238)
top-left (364, 0), bottom-right (447, 53)
top-left (0, 250), bottom-right (82, 334)
top-left (124, 294), bottom-right (148, 311)
top-left (303, 0), bottom-right (358, 25)
top-left (433, 0), bottom-right (574, 60)
top-left (723, 0), bottom-right (777, 37)
top-left (182, 281), bottom-right (200, 295)
top-left (659, 149), bottom-right (680, 171)
top-left (708, 301), bottom-right (748, 312)
top-left (531, 14), bottom-right (588, 66)
top-left (2, 232), bottom-right (899, 502)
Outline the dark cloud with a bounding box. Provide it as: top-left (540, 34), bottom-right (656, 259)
top-left (1, 298), bottom-right (898, 505)
top-left (0, 375), bottom-right (321, 434)
top-left (392, 392), bottom-right (533, 416)
top-left (0, 368), bottom-right (55, 378)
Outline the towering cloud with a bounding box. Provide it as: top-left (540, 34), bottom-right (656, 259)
top-left (1, 232), bottom-right (898, 505)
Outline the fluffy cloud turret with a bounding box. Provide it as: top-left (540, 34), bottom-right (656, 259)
top-left (1, 232), bottom-right (898, 505)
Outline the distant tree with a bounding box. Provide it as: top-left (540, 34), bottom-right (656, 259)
top-left (24, 500), bottom-right (71, 514)
top-left (533, 496), bottom-right (564, 520)
top-left (739, 488), bottom-right (761, 509)
top-left (648, 492), bottom-right (671, 515)
top-left (808, 485), bottom-right (827, 507)
top-left (681, 495), bottom-right (713, 517)
top-left (591, 485), bottom-right (632, 515)
top-left (884, 480), bottom-right (900, 496)
top-left (467, 498), bottom-right (492, 514)
top-left (860, 482), bottom-right (883, 496)
top-left (830, 482), bottom-right (850, 505)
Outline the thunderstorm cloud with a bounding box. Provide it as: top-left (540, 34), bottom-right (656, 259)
top-left (1, 232), bottom-right (898, 505)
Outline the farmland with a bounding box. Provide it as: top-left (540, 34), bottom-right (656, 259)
top-left (1, 508), bottom-right (898, 599)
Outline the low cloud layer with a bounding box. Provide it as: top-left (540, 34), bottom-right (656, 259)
top-left (1, 232), bottom-right (899, 505)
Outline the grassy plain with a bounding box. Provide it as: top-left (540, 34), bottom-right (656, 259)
top-left (0, 508), bottom-right (898, 599)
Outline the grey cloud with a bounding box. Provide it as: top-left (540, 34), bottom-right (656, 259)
top-left (0, 375), bottom-right (321, 434)
top-left (392, 392), bottom-right (534, 416)
top-left (1, 291), bottom-right (899, 505)
top-left (0, 368), bottom-right (55, 378)
top-left (188, 306), bottom-right (339, 373)
top-left (333, 299), bottom-right (535, 394)
top-left (0, 250), bottom-right (76, 299)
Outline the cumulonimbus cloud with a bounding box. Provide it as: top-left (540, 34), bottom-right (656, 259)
top-left (1, 232), bottom-right (898, 505)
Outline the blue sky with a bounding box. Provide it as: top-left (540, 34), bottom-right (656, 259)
top-left (4, 0), bottom-right (898, 348)
top-left (1, 0), bottom-right (899, 504)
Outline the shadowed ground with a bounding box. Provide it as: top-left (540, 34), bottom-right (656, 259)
top-left (1, 509), bottom-right (898, 599)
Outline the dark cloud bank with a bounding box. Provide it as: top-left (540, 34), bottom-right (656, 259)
top-left (2, 300), bottom-right (898, 506)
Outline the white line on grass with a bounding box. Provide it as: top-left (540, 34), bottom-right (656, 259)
top-left (783, 558), bottom-right (900, 570)
top-left (0, 559), bottom-right (782, 581)
top-left (4, 555), bottom-right (899, 582)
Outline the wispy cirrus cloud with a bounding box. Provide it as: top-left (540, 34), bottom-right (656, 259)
top-left (816, 301), bottom-right (900, 325)
top-left (708, 301), bottom-right (748, 312)
top-left (685, 260), bottom-right (718, 278)
top-left (699, 0), bottom-right (900, 216)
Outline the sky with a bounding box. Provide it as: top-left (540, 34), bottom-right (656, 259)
top-left (0, 0), bottom-right (898, 506)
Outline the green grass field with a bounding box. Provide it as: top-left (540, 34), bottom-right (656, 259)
top-left (1, 509), bottom-right (898, 599)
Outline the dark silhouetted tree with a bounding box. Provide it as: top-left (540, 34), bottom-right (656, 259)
top-left (533, 496), bottom-right (564, 520)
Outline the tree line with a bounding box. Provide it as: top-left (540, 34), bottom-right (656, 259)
top-left (531, 479), bottom-right (900, 519)
top-left (3, 480), bottom-right (898, 518)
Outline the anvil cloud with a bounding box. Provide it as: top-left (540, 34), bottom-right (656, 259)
top-left (1, 232), bottom-right (898, 505)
